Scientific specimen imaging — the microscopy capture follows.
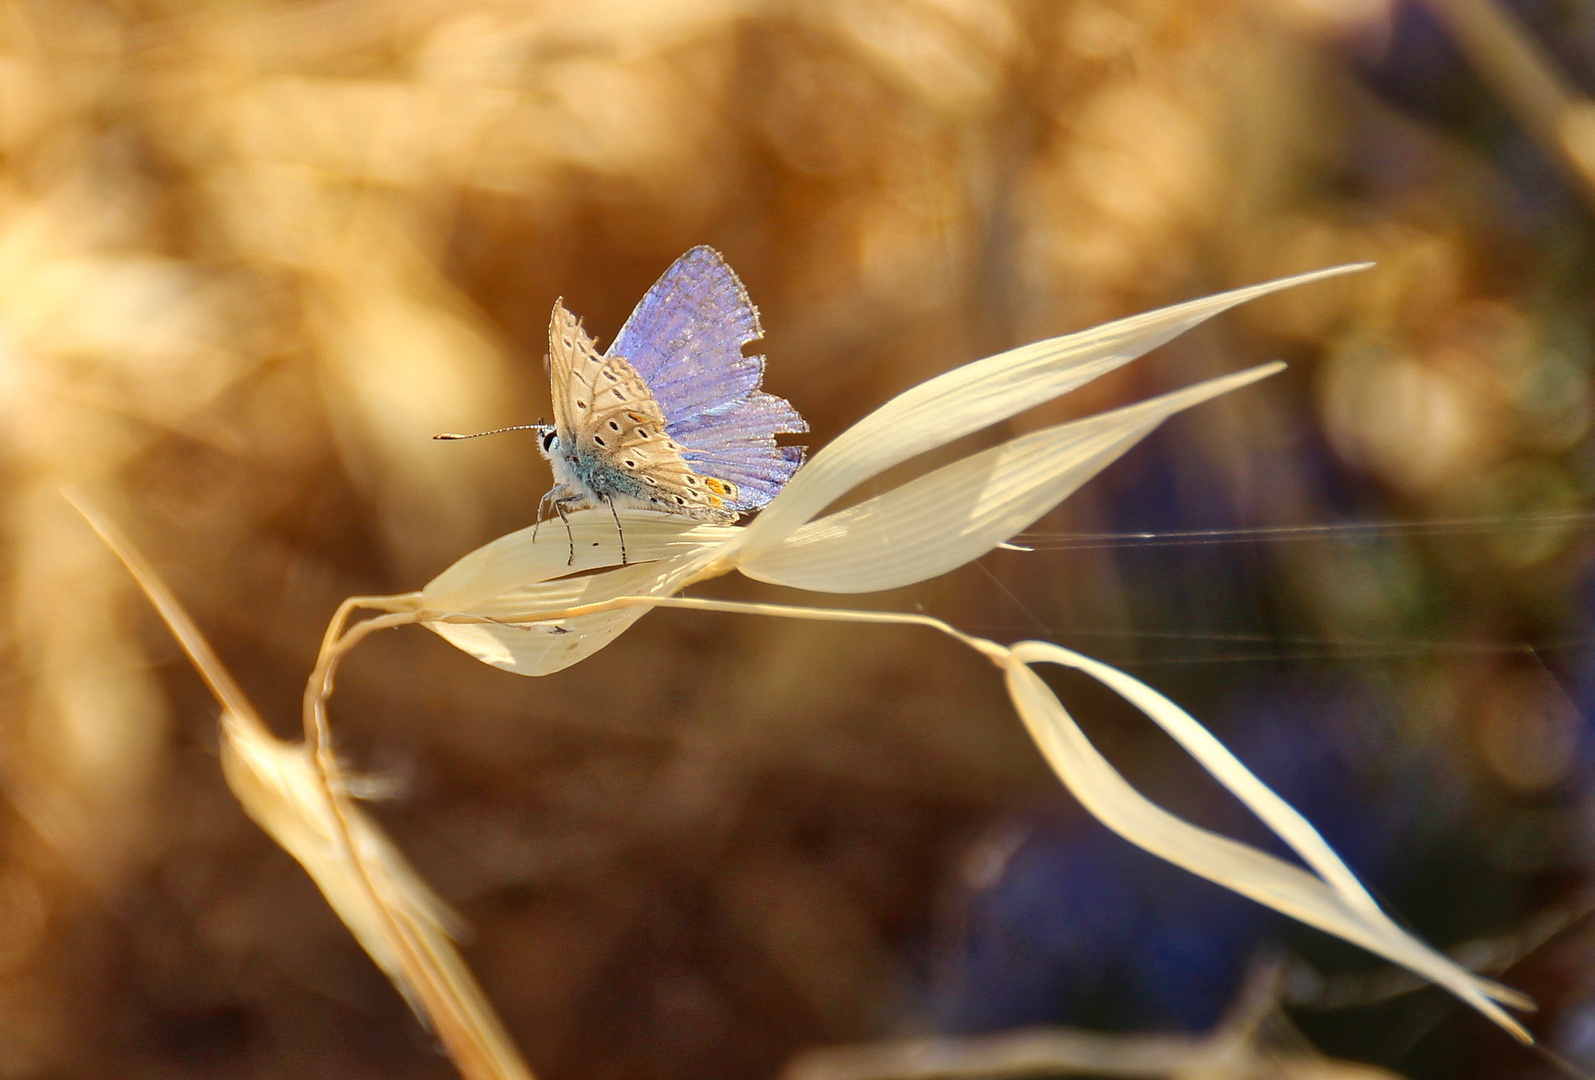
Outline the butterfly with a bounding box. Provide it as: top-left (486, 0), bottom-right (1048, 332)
top-left (439, 247), bottom-right (808, 563)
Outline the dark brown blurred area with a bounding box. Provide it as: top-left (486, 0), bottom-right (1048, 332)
top-left (4, 0), bottom-right (1595, 1077)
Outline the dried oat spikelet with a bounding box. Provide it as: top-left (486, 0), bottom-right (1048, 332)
top-left (406, 265), bottom-right (1533, 1042)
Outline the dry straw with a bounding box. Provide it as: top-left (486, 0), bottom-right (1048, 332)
top-left (73, 263), bottom-right (1532, 1080)
top-left (780, 961), bottom-right (1404, 1080)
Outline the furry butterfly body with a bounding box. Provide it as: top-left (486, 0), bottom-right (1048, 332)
top-left (535, 247), bottom-right (807, 551)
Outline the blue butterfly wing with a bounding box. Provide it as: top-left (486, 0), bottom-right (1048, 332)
top-left (607, 246), bottom-right (807, 508)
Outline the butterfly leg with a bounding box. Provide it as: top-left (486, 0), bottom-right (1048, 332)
top-left (553, 498), bottom-right (577, 566)
top-left (603, 495), bottom-right (628, 566)
top-left (533, 487), bottom-right (560, 546)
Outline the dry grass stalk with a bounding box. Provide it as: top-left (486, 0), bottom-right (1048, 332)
top-left (66, 493), bottom-right (534, 1080)
top-left (779, 963), bottom-right (1404, 1080)
top-left (1419, 0), bottom-right (1595, 205)
top-left (326, 270), bottom-right (1532, 1043)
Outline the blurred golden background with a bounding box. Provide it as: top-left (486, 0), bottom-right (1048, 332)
top-left (3, 0), bottom-right (1595, 1077)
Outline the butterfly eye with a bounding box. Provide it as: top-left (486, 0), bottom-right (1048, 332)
top-left (542, 431), bottom-right (558, 452)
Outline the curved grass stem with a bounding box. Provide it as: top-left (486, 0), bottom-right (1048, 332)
top-left (303, 607), bottom-right (420, 757)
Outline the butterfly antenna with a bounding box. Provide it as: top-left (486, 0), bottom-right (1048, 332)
top-left (433, 422), bottom-right (547, 440)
